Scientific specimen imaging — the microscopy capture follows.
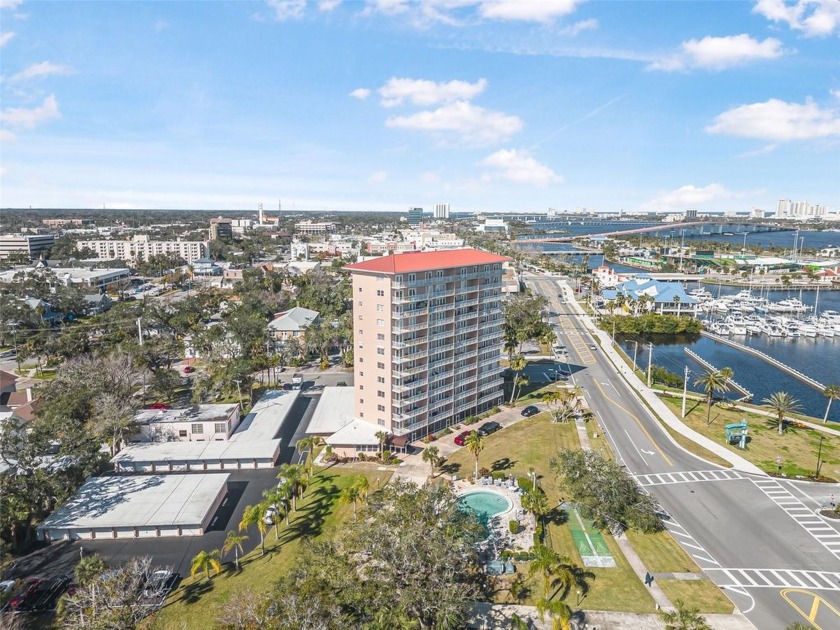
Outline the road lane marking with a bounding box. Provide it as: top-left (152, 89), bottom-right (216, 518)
top-left (624, 430), bottom-right (648, 465)
top-left (707, 569), bottom-right (840, 591)
top-left (592, 379), bottom-right (672, 466)
top-left (781, 588), bottom-right (840, 630)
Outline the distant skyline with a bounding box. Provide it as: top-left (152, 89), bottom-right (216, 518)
top-left (1, 0), bottom-right (838, 214)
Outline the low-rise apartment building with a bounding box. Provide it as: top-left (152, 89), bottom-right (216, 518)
top-left (77, 235), bottom-right (209, 264)
top-left (131, 404), bottom-right (241, 443)
top-left (0, 234), bottom-right (55, 260)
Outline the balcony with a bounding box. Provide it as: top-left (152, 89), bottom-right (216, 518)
top-left (454, 297), bottom-right (479, 308)
top-left (392, 336), bottom-right (427, 350)
top-left (393, 408), bottom-right (426, 423)
top-left (428, 315), bottom-right (455, 326)
top-left (392, 321), bottom-right (427, 334)
top-left (395, 391), bottom-right (427, 405)
top-left (393, 377), bottom-right (427, 393)
top-left (477, 391), bottom-right (503, 406)
top-left (394, 364), bottom-right (428, 377)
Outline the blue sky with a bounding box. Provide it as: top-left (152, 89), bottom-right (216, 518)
top-left (1, 0), bottom-right (838, 214)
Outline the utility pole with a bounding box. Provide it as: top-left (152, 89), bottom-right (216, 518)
top-left (682, 366), bottom-right (690, 418)
top-left (632, 341), bottom-right (639, 372)
top-left (611, 319), bottom-right (616, 346)
top-left (234, 379), bottom-right (244, 411)
top-left (136, 317), bottom-right (143, 346)
top-left (646, 343), bottom-right (654, 388)
top-left (815, 435), bottom-right (825, 479)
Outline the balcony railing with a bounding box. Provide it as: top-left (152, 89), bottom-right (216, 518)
top-left (394, 364), bottom-right (428, 377)
top-left (392, 321), bottom-right (427, 334)
top-left (393, 377), bottom-right (427, 393)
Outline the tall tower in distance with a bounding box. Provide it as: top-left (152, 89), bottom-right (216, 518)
top-left (434, 203), bottom-right (450, 220)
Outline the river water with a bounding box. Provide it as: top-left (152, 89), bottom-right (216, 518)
top-left (519, 226), bottom-right (840, 422)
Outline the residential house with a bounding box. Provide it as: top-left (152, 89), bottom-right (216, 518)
top-left (267, 307), bottom-right (320, 342)
top-left (83, 293), bottom-right (112, 315)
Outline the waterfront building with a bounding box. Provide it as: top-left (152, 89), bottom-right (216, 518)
top-left (601, 275), bottom-right (698, 316)
top-left (77, 235), bottom-right (209, 264)
top-left (345, 248), bottom-right (508, 447)
top-left (775, 199), bottom-right (827, 220)
top-left (476, 218), bottom-right (508, 233)
top-left (0, 234), bottom-right (55, 260)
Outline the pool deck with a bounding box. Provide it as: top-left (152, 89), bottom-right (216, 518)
top-left (456, 481), bottom-right (536, 552)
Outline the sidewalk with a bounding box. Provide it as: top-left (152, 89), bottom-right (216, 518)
top-left (557, 282), bottom-right (765, 476)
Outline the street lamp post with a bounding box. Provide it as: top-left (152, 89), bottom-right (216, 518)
top-left (816, 435), bottom-right (825, 479)
top-left (775, 455), bottom-right (782, 476)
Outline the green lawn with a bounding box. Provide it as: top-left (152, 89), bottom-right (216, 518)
top-left (660, 395), bottom-right (839, 479)
top-left (625, 530), bottom-right (699, 574)
top-left (147, 468), bottom-right (392, 630)
top-left (657, 578), bottom-right (734, 614)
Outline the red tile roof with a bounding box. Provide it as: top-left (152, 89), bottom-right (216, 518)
top-left (345, 249), bottom-right (510, 274)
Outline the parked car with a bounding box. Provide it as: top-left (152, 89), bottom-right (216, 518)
top-left (477, 421), bottom-right (502, 437)
top-left (147, 402), bottom-right (171, 411)
top-left (453, 430), bottom-right (472, 446)
top-left (9, 575), bottom-right (70, 613)
top-left (558, 370), bottom-right (571, 377)
top-left (521, 405), bottom-right (539, 417)
top-left (142, 570), bottom-right (179, 600)
top-left (183, 365), bottom-right (195, 374)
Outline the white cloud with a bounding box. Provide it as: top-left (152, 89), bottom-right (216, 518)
top-left (706, 97), bottom-right (840, 141)
top-left (153, 20), bottom-right (170, 33)
top-left (647, 183), bottom-right (739, 210)
top-left (481, 148), bottom-right (562, 186)
top-left (649, 35), bottom-right (785, 71)
top-left (266, 0), bottom-right (306, 21)
top-left (0, 32), bottom-right (14, 47)
top-left (420, 171), bottom-right (441, 183)
top-left (318, 0), bottom-right (342, 10)
top-left (386, 101), bottom-right (522, 145)
top-left (0, 94), bottom-right (60, 129)
top-left (479, 0), bottom-right (583, 22)
top-left (557, 18), bottom-right (598, 36)
top-left (753, 0), bottom-right (840, 37)
top-left (9, 61), bottom-right (72, 82)
top-left (349, 87), bottom-right (371, 100)
top-left (378, 77), bottom-right (487, 108)
top-left (739, 143), bottom-right (779, 157)
top-left (364, 0), bottom-right (410, 15)
top-left (0, 129), bottom-right (16, 141)
top-left (0, 0), bottom-right (24, 9)
top-left (367, 170), bottom-right (388, 183)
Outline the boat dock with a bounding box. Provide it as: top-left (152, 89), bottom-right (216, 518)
top-left (700, 331), bottom-right (826, 392)
top-left (683, 348), bottom-right (754, 402)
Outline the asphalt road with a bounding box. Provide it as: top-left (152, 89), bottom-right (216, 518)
top-left (527, 274), bottom-right (840, 630)
top-left (10, 391), bottom-right (321, 580)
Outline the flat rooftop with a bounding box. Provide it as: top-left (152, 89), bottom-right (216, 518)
top-left (38, 473), bottom-right (229, 530)
top-left (135, 403), bottom-right (237, 426)
top-left (306, 386), bottom-right (354, 435)
top-left (113, 389), bottom-right (299, 466)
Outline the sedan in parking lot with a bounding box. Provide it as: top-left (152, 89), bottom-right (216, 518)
top-left (521, 405), bottom-right (539, 417)
top-left (477, 421), bottom-right (502, 437)
top-left (453, 430), bottom-right (472, 446)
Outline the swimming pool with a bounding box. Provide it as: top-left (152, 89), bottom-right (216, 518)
top-left (458, 490), bottom-right (513, 527)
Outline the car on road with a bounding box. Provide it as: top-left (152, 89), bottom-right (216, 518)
top-left (142, 569), bottom-right (179, 600)
top-left (477, 421), bottom-right (502, 437)
top-left (183, 365), bottom-right (195, 374)
top-left (521, 405), bottom-right (539, 417)
top-left (589, 344), bottom-right (597, 350)
top-left (453, 430), bottom-right (472, 446)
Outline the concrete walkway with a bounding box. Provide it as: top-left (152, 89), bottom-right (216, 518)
top-left (557, 282), bottom-right (766, 476)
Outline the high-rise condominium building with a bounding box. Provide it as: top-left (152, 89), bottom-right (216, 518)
top-left (434, 203), bottom-right (450, 219)
top-left (345, 248), bottom-right (508, 442)
top-left (775, 199), bottom-right (826, 219)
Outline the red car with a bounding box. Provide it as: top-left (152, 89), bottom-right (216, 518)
top-left (183, 366), bottom-right (195, 374)
top-left (453, 430), bottom-right (472, 446)
top-left (147, 402), bottom-right (171, 411)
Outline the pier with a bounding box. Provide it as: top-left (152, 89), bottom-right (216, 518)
top-left (683, 348), bottom-right (753, 402)
top-left (700, 331), bottom-right (826, 392)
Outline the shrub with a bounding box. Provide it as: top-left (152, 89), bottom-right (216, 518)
top-left (357, 453), bottom-right (367, 461)
top-left (491, 471), bottom-right (507, 480)
top-left (493, 407), bottom-right (501, 414)
top-left (479, 467), bottom-right (491, 477)
top-left (425, 434), bottom-right (437, 443)
top-left (442, 427), bottom-right (453, 435)
top-left (382, 450), bottom-right (391, 461)
top-left (509, 520), bottom-right (519, 534)
top-left (336, 381), bottom-right (347, 387)
top-left (465, 415), bottom-right (478, 425)
top-left (500, 549), bottom-right (512, 560)
top-left (389, 457), bottom-right (402, 465)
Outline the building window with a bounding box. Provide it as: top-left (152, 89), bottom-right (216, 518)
top-left (358, 287), bottom-right (363, 292)
top-left (378, 404), bottom-right (385, 412)
top-left (360, 398), bottom-right (364, 404)
top-left (214, 422), bottom-right (227, 434)
top-left (178, 429), bottom-right (187, 437)
top-left (359, 385), bottom-right (364, 390)
top-left (376, 304), bottom-right (384, 312)
top-left (377, 376), bottom-right (385, 383)
top-left (358, 300), bottom-right (363, 306)
top-left (360, 412), bottom-right (364, 418)
top-left (378, 419), bottom-right (385, 426)
top-left (191, 424), bottom-right (204, 435)
top-left (378, 390), bottom-right (385, 397)
top-left (358, 329), bottom-right (363, 336)
top-left (377, 319), bottom-right (384, 327)
top-left (377, 289), bottom-right (384, 297)
top-left (377, 362), bottom-right (385, 369)
top-left (359, 357), bottom-right (364, 363)
top-left (360, 371), bottom-right (364, 376)
top-left (358, 342), bottom-right (364, 350)
top-left (377, 333), bottom-right (385, 341)
top-left (377, 347), bottom-right (385, 355)
top-left (358, 315), bottom-right (363, 320)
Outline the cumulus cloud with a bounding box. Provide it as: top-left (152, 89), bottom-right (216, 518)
top-left (420, 171), bottom-right (441, 184)
top-left (479, 0), bottom-right (583, 22)
top-left (481, 149), bottom-right (562, 186)
top-left (753, 0), bottom-right (840, 37)
top-left (318, 0), bottom-right (342, 10)
top-left (378, 77), bottom-right (488, 108)
top-left (706, 97), bottom-right (840, 141)
top-left (365, 0), bottom-right (410, 15)
top-left (367, 170), bottom-right (388, 183)
top-left (386, 101), bottom-right (522, 145)
top-left (0, 32), bottom-right (14, 47)
top-left (9, 61), bottom-right (72, 82)
top-left (266, 0), bottom-right (306, 21)
top-left (647, 183), bottom-right (739, 210)
top-left (349, 87), bottom-right (371, 100)
top-left (0, 94), bottom-right (60, 129)
top-left (649, 34), bottom-right (785, 71)
top-left (0, 129), bottom-right (16, 141)
top-left (557, 18), bottom-right (598, 36)
top-left (0, 0), bottom-right (24, 9)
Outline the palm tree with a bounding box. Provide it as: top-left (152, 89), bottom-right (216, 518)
top-left (509, 354), bottom-right (527, 403)
top-left (339, 484), bottom-right (362, 521)
top-left (509, 613), bottom-right (531, 630)
top-left (277, 463), bottom-right (307, 511)
top-left (421, 445), bottom-right (441, 479)
top-left (658, 599), bottom-right (712, 630)
top-left (190, 549), bottom-right (222, 581)
top-left (238, 503), bottom-right (267, 556)
top-left (542, 390), bottom-right (564, 416)
top-left (694, 368), bottom-right (731, 425)
top-left (822, 384), bottom-right (840, 423)
top-left (763, 391), bottom-right (801, 436)
top-left (352, 475), bottom-right (370, 501)
top-left (74, 554), bottom-right (106, 586)
top-left (535, 597), bottom-right (572, 630)
top-left (549, 560), bottom-right (594, 602)
top-left (222, 531), bottom-right (248, 571)
top-left (464, 430), bottom-right (484, 479)
top-left (295, 435), bottom-right (324, 477)
top-left (528, 544), bottom-right (560, 594)
top-left (374, 430), bottom-right (389, 460)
